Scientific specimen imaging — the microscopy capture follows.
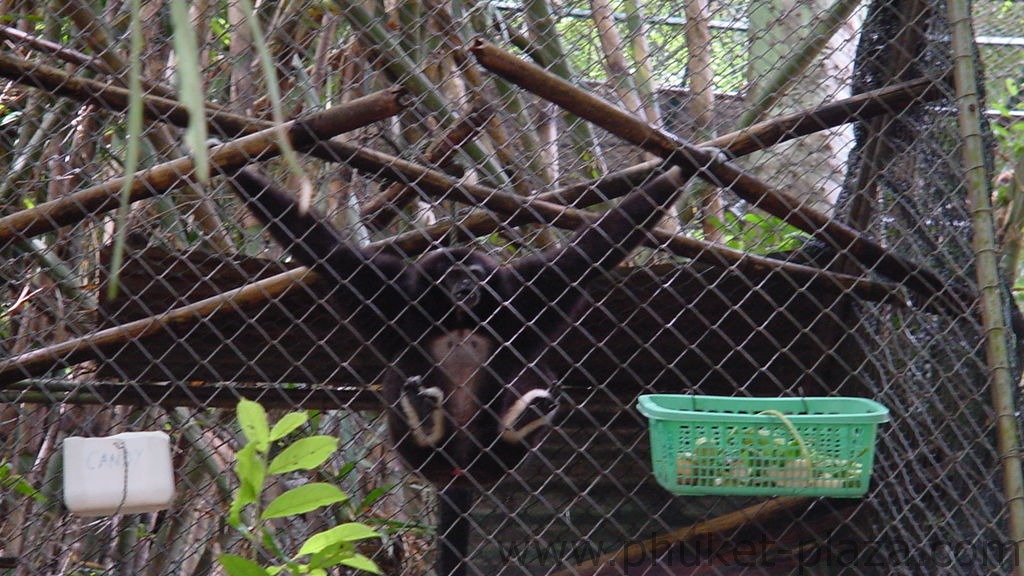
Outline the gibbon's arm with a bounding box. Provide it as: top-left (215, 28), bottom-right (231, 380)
top-left (225, 167), bottom-right (405, 306)
top-left (509, 165), bottom-right (689, 327)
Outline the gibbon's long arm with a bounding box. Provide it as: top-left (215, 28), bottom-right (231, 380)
top-left (225, 168), bottom-right (406, 324)
top-left (510, 165), bottom-right (689, 331)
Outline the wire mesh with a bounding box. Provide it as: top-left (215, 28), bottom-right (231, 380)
top-left (0, 0), bottom-right (1020, 574)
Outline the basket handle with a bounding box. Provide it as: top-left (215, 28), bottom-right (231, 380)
top-left (757, 409), bottom-right (815, 472)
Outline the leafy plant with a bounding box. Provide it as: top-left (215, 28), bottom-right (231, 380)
top-left (991, 79), bottom-right (1024, 295)
top-left (0, 461), bottom-right (45, 503)
top-left (705, 210), bottom-right (808, 254)
top-left (675, 426), bottom-right (864, 489)
top-left (220, 399), bottom-right (381, 576)
top-left (992, 79), bottom-right (1024, 187)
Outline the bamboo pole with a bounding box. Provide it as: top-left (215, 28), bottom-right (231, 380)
top-left (589, 0), bottom-right (645, 118)
top-left (549, 497), bottom-right (811, 576)
top-left (738, 0), bottom-right (865, 127)
top-left (621, 0), bottom-right (660, 125)
top-left (0, 379), bottom-right (379, 411)
top-left (946, 0), bottom-right (1024, 570)
top-left (470, 38), bottom-right (968, 312)
top-left (0, 379), bottom-right (633, 412)
top-left (359, 103), bottom-right (496, 230)
top-left (522, 0), bottom-right (607, 173)
top-left (332, 0), bottom-right (509, 189)
top-left (0, 268), bottom-right (313, 387)
top-left (0, 88), bottom-right (407, 245)
top-left (681, 0), bottom-right (724, 241)
top-left (375, 190), bottom-right (907, 305)
top-left (0, 51), bottom-right (921, 305)
top-left (55, 0), bottom-right (233, 249)
top-left (0, 50), bottom-right (945, 225)
top-left (545, 73), bottom-right (949, 209)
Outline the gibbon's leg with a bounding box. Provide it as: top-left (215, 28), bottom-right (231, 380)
top-left (438, 486), bottom-right (473, 576)
top-left (398, 376), bottom-right (446, 447)
top-left (500, 389), bottom-right (559, 443)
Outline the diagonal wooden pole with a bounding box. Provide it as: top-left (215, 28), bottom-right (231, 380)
top-left (0, 87), bottom-right (408, 245)
top-left (0, 269), bottom-right (313, 387)
top-left (470, 38), bottom-right (970, 313)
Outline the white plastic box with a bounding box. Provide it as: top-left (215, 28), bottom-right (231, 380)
top-left (63, 431), bottom-right (175, 516)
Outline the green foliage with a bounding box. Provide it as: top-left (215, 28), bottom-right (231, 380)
top-left (220, 399), bottom-right (381, 576)
top-left (991, 79), bottom-right (1024, 302)
top-left (268, 437), bottom-right (339, 474)
top-left (992, 79), bottom-right (1024, 166)
top-left (105, 0), bottom-right (145, 301)
top-left (0, 461), bottom-right (45, 503)
top-left (169, 0), bottom-right (209, 182)
top-left (705, 210), bottom-right (808, 254)
top-left (261, 483), bottom-right (349, 520)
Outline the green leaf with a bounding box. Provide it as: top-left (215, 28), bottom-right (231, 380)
top-left (237, 399), bottom-right (271, 451)
top-left (339, 554), bottom-right (381, 574)
top-left (269, 412), bottom-right (309, 442)
top-left (0, 462), bottom-right (45, 503)
top-left (359, 486), bottom-right (391, 510)
top-left (335, 461), bottom-right (357, 482)
top-left (268, 436), bottom-right (338, 474)
top-left (236, 444), bottom-right (266, 494)
top-left (298, 523), bottom-right (380, 556)
top-left (105, 0), bottom-right (145, 302)
top-left (307, 546), bottom-right (349, 570)
top-left (218, 554), bottom-right (270, 576)
top-left (228, 495), bottom-right (246, 528)
top-left (261, 483), bottom-right (349, 520)
top-left (231, 443), bottom-right (266, 526)
top-left (169, 0), bottom-right (209, 182)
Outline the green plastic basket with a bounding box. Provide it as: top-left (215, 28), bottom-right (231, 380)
top-left (637, 394), bottom-right (890, 497)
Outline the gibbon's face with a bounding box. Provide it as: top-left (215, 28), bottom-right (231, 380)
top-left (416, 249), bottom-right (502, 326)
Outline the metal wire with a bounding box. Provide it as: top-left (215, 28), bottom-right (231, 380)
top-left (0, 0), bottom-right (1021, 574)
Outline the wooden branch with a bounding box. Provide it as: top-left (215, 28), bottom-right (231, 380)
top-left (0, 379), bottom-right (627, 415)
top-left (0, 51), bottom-right (285, 137)
top-left (549, 497), bottom-right (811, 576)
top-left (358, 103), bottom-right (495, 230)
top-left (537, 73), bottom-right (949, 214)
top-left (0, 379), bottom-right (379, 410)
top-left (0, 52), bottom-right (908, 305)
top-left (682, 0), bottom-right (725, 241)
top-left (1, 24), bottom-right (109, 71)
top-left (738, 0), bottom-right (865, 127)
top-left (0, 87), bottom-right (407, 245)
top-left (488, 72), bottom-right (946, 219)
top-left (0, 48), bottom-right (943, 241)
top-left (378, 194), bottom-right (907, 305)
top-left (715, 75), bottom-right (949, 158)
top-left (0, 24), bottom-right (177, 103)
top-left (0, 50), bottom-right (916, 306)
top-left (590, 0), bottom-right (645, 118)
top-left (471, 38), bottom-right (968, 313)
top-left (0, 268), bottom-right (314, 387)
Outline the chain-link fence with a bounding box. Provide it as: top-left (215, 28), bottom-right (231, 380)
top-left (1, 0), bottom-right (1022, 574)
